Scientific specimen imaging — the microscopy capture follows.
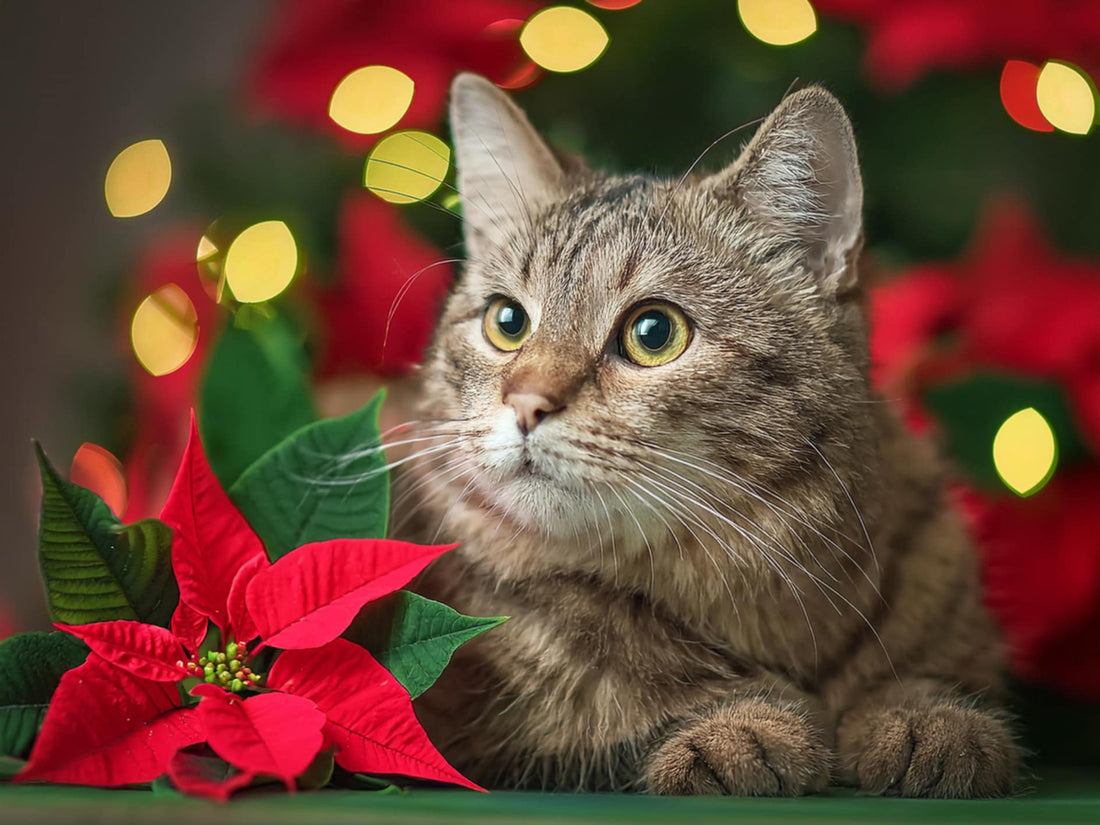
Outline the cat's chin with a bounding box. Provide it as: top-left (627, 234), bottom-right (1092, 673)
top-left (455, 454), bottom-right (603, 539)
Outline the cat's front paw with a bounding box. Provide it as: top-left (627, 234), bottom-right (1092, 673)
top-left (839, 701), bottom-right (1017, 798)
top-left (644, 699), bottom-right (829, 796)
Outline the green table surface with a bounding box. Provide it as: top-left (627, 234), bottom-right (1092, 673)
top-left (3, 772), bottom-right (1100, 825)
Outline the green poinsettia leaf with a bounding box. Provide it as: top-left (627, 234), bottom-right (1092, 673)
top-left (200, 310), bottom-right (318, 488)
top-left (349, 591), bottom-right (505, 699)
top-left (35, 443), bottom-right (178, 627)
top-left (331, 769), bottom-right (404, 793)
top-left (924, 372), bottom-right (1090, 491)
top-left (150, 775), bottom-right (181, 798)
top-left (230, 393), bottom-right (388, 561)
top-left (297, 748), bottom-right (336, 791)
top-left (0, 632), bottom-right (89, 758)
top-left (0, 755), bottom-right (26, 779)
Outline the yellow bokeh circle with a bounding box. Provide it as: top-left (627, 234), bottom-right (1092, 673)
top-left (1036, 61), bottom-right (1097, 135)
top-left (131, 284), bottom-right (199, 376)
top-left (738, 0), bottom-right (817, 47)
top-left (364, 130), bottom-right (451, 204)
top-left (104, 139), bottom-right (172, 218)
top-left (520, 6), bottom-right (609, 73)
top-left (224, 220), bottom-right (299, 304)
top-left (328, 65), bottom-right (415, 135)
top-left (992, 407), bottom-right (1058, 497)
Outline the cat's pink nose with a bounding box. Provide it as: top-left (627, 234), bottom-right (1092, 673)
top-left (504, 392), bottom-right (561, 436)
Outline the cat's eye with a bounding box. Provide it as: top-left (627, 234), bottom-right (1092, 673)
top-left (483, 296), bottom-right (531, 352)
top-left (619, 303), bottom-right (691, 367)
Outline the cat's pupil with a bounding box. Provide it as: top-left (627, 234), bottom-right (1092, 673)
top-left (635, 311), bottom-right (671, 351)
top-left (498, 303), bottom-right (526, 337)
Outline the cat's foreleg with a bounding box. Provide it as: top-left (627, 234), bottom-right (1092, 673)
top-left (835, 679), bottom-right (1019, 797)
top-left (643, 684), bottom-right (831, 796)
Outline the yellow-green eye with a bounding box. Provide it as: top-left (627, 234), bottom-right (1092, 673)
top-left (483, 296), bottom-right (531, 352)
top-left (619, 303), bottom-right (691, 366)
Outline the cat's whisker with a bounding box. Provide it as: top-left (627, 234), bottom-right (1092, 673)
top-left (622, 474), bottom-right (744, 629)
top-left (645, 463), bottom-right (837, 591)
top-left (295, 437), bottom-right (468, 487)
top-left (605, 480), bottom-right (656, 593)
top-left (430, 467), bottom-right (481, 544)
top-left (651, 462), bottom-right (884, 648)
top-left (296, 419), bottom-right (473, 484)
top-left (648, 464), bottom-right (897, 682)
top-left (388, 452), bottom-right (471, 532)
top-left (590, 483), bottom-right (619, 586)
top-left (647, 444), bottom-right (881, 596)
top-left (642, 454), bottom-right (843, 585)
top-left (640, 471), bottom-right (818, 668)
top-left (382, 257), bottom-right (466, 362)
top-left (378, 416), bottom-right (477, 438)
top-left (652, 115), bottom-right (765, 235)
top-left (803, 438), bottom-right (880, 575)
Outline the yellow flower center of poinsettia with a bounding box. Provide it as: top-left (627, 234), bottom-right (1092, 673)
top-left (181, 640), bottom-right (262, 693)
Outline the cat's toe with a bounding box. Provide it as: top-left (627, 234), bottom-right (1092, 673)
top-left (844, 703), bottom-right (1017, 798)
top-left (645, 699), bottom-right (829, 796)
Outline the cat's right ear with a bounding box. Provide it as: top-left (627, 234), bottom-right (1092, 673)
top-left (449, 73), bottom-right (564, 258)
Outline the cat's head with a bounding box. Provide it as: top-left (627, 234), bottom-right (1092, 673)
top-left (415, 73), bottom-right (874, 549)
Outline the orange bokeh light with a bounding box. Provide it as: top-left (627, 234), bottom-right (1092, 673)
top-left (588, 0), bottom-right (643, 9)
top-left (483, 18), bottom-right (543, 90)
top-left (71, 443), bottom-right (129, 517)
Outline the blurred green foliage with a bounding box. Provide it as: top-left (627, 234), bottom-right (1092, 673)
top-left (507, 0), bottom-right (1099, 261)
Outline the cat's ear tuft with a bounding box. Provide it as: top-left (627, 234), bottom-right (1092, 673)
top-left (449, 73), bottom-right (564, 258)
top-left (707, 87), bottom-right (863, 295)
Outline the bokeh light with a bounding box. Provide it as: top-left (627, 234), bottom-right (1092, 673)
top-left (588, 0), bottom-right (643, 9)
top-left (131, 284), bottom-right (199, 377)
top-left (738, 0), bottom-right (817, 47)
top-left (328, 65), bottom-right (415, 135)
top-left (1036, 61), bottom-right (1097, 135)
top-left (104, 139), bottom-right (172, 218)
top-left (195, 228), bottom-right (226, 303)
top-left (70, 443), bottom-right (128, 517)
top-left (441, 192), bottom-right (461, 213)
top-left (223, 220), bottom-right (299, 303)
top-left (520, 6), bottom-right (609, 73)
top-left (364, 130), bottom-right (451, 204)
top-left (1000, 60), bottom-right (1054, 132)
top-left (993, 407), bottom-right (1058, 497)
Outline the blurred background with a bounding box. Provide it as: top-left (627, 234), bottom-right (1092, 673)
top-left (0, 0), bottom-right (1097, 762)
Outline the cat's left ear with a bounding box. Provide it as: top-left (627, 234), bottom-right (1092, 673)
top-left (705, 87), bottom-right (863, 295)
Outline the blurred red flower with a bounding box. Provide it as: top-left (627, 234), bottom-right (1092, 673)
top-left (314, 192), bottom-right (455, 378)
top-left (960, 470), bottom-right (1100, 702)
top-left (871, 199), bottom-right (1100, 449)
top-left (815, 0), bottom-right (1100, 91)
top-left (870, 199), bottom-right (1100, 700)
top-left (249, 0), bottom-right (539, 148)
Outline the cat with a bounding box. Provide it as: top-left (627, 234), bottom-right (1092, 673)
top-left (389, 73), bottom-right (1020, 797)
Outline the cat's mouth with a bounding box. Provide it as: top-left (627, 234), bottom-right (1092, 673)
top-left (509, 443), bottom-right (554, 481)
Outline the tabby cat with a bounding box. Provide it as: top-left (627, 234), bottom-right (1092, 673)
top-left (392, 73), bottom-right (1019, 797)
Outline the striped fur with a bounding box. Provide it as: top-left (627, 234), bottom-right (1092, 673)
top-left (393, 75), bottom-right (1019, 797)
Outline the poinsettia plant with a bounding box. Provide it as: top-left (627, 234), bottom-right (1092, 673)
top-left (0, 396), bottom-right (503, 800)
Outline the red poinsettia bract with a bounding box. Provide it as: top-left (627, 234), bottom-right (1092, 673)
top-left (249, 0), bottom-right (540, 149)
top-left (814, 0), bottom-right (1100, 91)
top-left (17, 416), bottom-right (476, 797)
